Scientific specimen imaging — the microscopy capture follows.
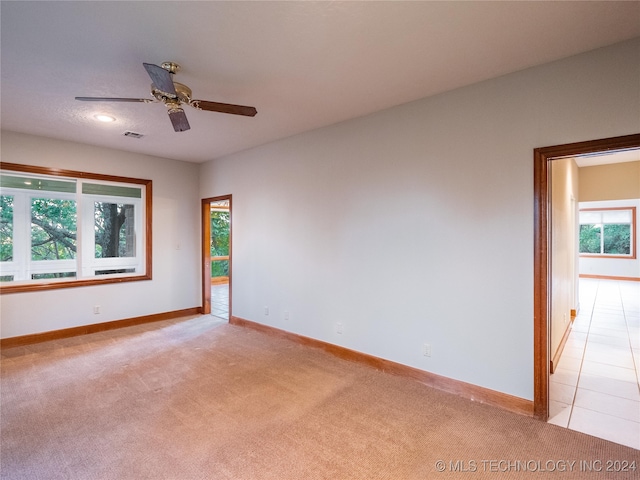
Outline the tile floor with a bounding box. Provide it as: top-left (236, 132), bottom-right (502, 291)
top-left (548, 278), bottom-right (640, 450)
top-left (211, 283), bottom-right (229, 320)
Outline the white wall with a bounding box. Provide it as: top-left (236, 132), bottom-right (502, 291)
top-left (0, 131), bottom-right (201, 338)
top-left (200, 38), bottom-right (640, 401)
top-left (579, 199), bottom-right (640, 279)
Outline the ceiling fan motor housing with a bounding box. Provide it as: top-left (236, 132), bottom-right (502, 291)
top-left (151, 82), bottom-right (192, 104)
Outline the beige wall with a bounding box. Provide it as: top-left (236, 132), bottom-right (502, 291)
top-left (551, 158), bottom-right (579, 360)
top-left (578, 161), bottom-right (640, 279)
top-left (579, 161), bottom-right (640, 201)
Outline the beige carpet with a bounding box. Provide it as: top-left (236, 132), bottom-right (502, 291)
top-left (1, 315), bottom-right (638, 479)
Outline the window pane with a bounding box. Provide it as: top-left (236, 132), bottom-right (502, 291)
top-left (603, 224), bottom-right (631, 255)
top-left (0, 195), bottom-right (13, 262)
top-left (95, 268), bottom-right (136, 276)
top-left (1, 165), bottom-right (150, 292)
top-left (579, 224), bottom-right (601, 254)
top-left (94, 202), bottom-right (135, 258)
top-left (83, 183), bottom-right (141, 198)
top-left (31, 198), bottom-right (77, 260)
top-left (580, 211), bottom-right (602, 224)
top-left (1, 174), bottom-right (76, 193)
top-left (31, 272), bottom-right (76, 280)
top-left (601, 210), bottom-right (632, 224)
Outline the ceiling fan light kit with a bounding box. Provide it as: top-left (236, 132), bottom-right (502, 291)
top-left (76, 62), bottom-right (257, 133)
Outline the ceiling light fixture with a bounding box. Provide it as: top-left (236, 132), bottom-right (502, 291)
top-left (94, 114), bottom-right (116, 123)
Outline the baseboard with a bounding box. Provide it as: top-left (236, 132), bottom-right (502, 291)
top-left (579, 274), bottom-right (640, 282)
top-left (230, 316), bottom-right (534, 417)
top-left (0, 307), bottom-right (202, 348)
top-left (550, 318), bottom-right (573, 374)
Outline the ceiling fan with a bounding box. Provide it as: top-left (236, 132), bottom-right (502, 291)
top-left (75, 62), bottom-right (257, 132)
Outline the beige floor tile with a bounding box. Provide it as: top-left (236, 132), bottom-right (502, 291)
top-left (565, 337), bottom-right (588, 349)
top-left (589, 326), bottom-right (631, 339)
top-left (569, 406), bottom-right (640, 450)
top-left (551, 367), bottom-right (579, 387)
top-left (587, 333), bottom-right (631, 348)
top-left (586, 340), bottom-right (630, 354)
top-left (577, 372), bottom-right (640, 402)
top-left (569, 331), bottom-right (588, 341)
top-left (562, 344), bottom-right (585, 360)
top-left (581, 360), bottom-right (637, 383)
top-left (597, 314), bottom-right (631, 324)
top-left (571, 322), bottom-right (590, 333)
top-left (549, 380), bottom-right (577, 404)
top-left (574, 388), bottom-right (640, 423)
top-left (556, 354), bottom-right (582, 372)
top-left (592, 310), bottom-right (625, 320)
top-left (583, 345), bottom-right (635, 369)
top-left (548, 401), bottom-right (572, 428)
top-left (591, 316), bottom-right (626, 325)
top-left (573, 313), bottom-right (591, 322)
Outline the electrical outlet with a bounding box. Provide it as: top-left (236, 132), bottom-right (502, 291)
top-left (423, 343), bottom-right (431, 357)
top-left (93, 305), bottom-right (101, 315)
top-left (264, 306), bottom-right (269, 316)
top-left (336, 322), bottom-right (343, 334)
top-left (284, 310), bottom-right (289, 321)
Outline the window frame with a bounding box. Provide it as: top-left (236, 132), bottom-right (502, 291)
top-left (0, 162), bottom-right (152, 294)
top-left (578, 206), bottom-right (636, 260)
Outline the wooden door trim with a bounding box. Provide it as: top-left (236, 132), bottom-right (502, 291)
top-left (202, 195), bottom-right (232, 316)
top-left (533, 133), bottom-right (640, 420)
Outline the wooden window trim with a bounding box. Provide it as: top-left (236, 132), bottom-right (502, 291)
top-left (0, 162), bottom-right (152, 294)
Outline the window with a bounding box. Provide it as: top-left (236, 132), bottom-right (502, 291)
top-left (579, 207), bottom-right (635, 258)
top-left (0, 163), bottom-right (151, 293)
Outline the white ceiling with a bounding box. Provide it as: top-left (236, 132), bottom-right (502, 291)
top-left (2, 1), bottom-right (639, 164)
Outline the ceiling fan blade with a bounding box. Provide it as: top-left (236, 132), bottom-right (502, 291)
top-left (190, 100), bottom-right (257, 117)
top-left (143, 63), bottom-right (177, 96)
top-left (76, 97), bottom-right (154, 103)
top-left (168, 108), bottom-right (190, 132)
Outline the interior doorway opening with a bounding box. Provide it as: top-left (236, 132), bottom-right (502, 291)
top-left (202, 195), bottom-right (231, 319)
top-left (533, 133), bottom-right (640, 421)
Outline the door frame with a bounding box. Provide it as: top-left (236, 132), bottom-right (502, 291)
top-left (202, 195), bottom-right (232, 316)
top-left (533, 133), bottom-right (640, 420)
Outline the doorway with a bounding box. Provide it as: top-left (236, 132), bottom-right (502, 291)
top-left (202, 195), bottom-right (231, 319)
top-left (533, 133), bottom-right (640, 420)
